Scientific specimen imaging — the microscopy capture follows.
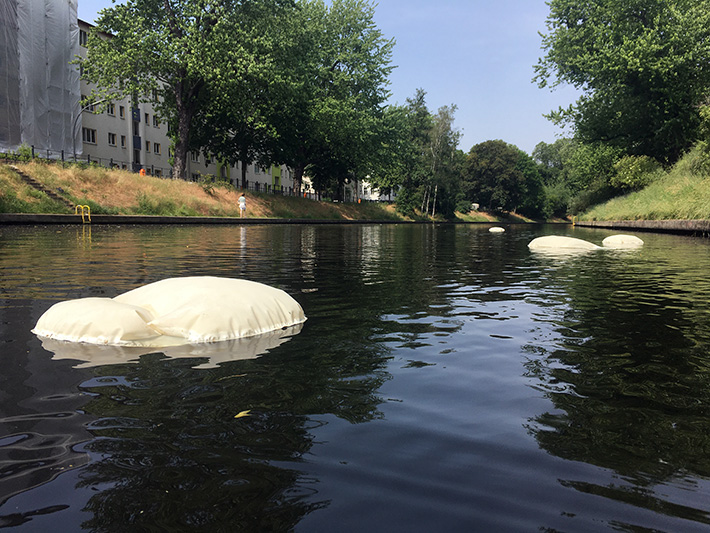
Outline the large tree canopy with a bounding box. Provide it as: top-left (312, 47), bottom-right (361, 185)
top-left (462, 140), bottom-right (543, 216)
top-left (535, 0), bottom-right (710, 163)
top-left (266, 0), bottom-right (394, 193)
top-left (82, 0), bottom-right (287, 180)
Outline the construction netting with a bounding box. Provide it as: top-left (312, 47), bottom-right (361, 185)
top-left (0, 0), bottom-right (81, 155)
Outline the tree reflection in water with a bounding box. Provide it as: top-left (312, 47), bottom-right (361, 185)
top-left (523, 247), bottom-right (710, 525)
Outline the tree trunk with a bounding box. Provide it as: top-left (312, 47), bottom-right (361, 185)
top-left (172, 91), bottom-right (193, 181)
top-left (293, 163), bottom-right (305, 195)
top-left (241, 157), bottom-right (248, 189)
top-left (431, 184), bottom-right (438, 217)
top-left (172, 121), bottom-right (189, 181)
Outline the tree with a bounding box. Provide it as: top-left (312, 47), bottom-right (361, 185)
top-left (463, 140), bottom-right (543, 216)
top-left (535, 0), bottom-right (710, 163)
top-left (82, 0), bottom-right (286, 181)
top-left (266, 0), bottom-right (394, 193)
top-left (422, 104), bottom-right (461, 217)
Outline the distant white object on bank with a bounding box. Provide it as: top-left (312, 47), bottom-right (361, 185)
top-left (33, 276), bottom-right (306, 347)
top-left (602, 234), bottom-right (644, 248)
top-left (489, 227), bottom-right (505, 233)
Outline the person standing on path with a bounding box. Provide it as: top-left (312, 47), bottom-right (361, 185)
top-left (238, 193), bottom-right (246, 218)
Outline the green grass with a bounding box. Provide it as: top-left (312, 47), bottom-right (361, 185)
top-left (582, 150), bottom-right (710, 220)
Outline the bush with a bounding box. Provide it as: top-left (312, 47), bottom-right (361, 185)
top-left (541, 181), bottom-right (571, 218)
top-left (610, 155), bottom-right (662, 190)
top-left (455, 199), bottom-right (475, 213)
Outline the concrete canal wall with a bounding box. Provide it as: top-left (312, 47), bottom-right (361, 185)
top-left (575, 219), bottom-right (710, 237)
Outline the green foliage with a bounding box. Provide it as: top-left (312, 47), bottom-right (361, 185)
top-left (566, 142), bottom-right (622, 193)
top-left (265, 0), bottom-right (395, 193)
top-left (611, 155), bottom-right (662, 191)
top-left (582, 149), bottom-right (710, 220)
top-left (541, 181), bottom-right (572, 219)
top-left (462, 140), bottom-right (544, 216)
top-left (693, 105), bottom-right (710, 173)
top-left (16, 144), bottom-right (33, 161)
top-left (83, 0), bottom-right (288, 180)
top-left (536, 0), bottom-right (710, 163)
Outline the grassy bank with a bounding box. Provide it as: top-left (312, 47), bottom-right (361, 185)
top-left (0, 162), bottom-right (406, 221)
top-left (0, 161), bottom-right (535, 223)
top-left (581, 150), bottom-right (710, 221)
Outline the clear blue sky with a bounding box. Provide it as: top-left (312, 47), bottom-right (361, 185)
top-left (77, 0), bottom-right (579, 155)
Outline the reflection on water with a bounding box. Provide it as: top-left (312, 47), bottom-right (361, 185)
top-left (39, 324), bottom-right (304, 369)
top-left (1, 224), bottom-right (710, 530)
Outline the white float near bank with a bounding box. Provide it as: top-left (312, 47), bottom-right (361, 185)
top-left (33, 276), bottom-right (306, 347)
top-left (528, 235), bottom-right (601, 252)
top-left (602, 234), bottom-right (644, 248)
top-left (489, 227), bottom-right (505, 233)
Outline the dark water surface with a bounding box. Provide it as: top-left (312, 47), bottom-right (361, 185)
top-left (1, 223), bottom-right (710, 531)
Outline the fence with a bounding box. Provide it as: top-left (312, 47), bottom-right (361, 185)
top-left (0, 147), bottom-right (325, 200)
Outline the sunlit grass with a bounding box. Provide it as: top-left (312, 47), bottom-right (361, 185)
top-left (581, 151), bottom-right (710, 221)
top-left (0, 161), bottom-right (406, 220)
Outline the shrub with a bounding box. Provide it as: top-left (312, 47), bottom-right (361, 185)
top-left (610, 155), bottom-right (662, 191)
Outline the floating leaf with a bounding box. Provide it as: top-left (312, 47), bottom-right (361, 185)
top-left (234, 410), bottom-right (251, 419)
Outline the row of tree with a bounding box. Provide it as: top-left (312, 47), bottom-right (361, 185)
top-left (82, 0), bottom-right (710, 219)
top-left (83, 0), bottom-right (395, 194)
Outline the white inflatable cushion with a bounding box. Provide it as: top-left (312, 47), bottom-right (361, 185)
top-left (602, 234), bottom-right (644, 248)
top-left (32, 298), bottom-right (160, 345)
top-left (489, 227), bottom-right (505, 233)
top-left (114, 276), bottom-right (306, 343)
top-left (33, 277), bottom-right (306, 347)
top-left (528, 236), bottom-right (600, 250)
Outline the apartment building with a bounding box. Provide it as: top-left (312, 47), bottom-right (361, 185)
top-left (76, 19), bottom-right (294, 192)
top-left (0, 1), bottom-right (293, 194)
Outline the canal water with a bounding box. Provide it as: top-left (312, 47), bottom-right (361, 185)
top-left (1, 223), bottom-right (709, 531)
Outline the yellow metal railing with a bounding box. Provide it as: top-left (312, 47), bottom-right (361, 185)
top-left (75, 204), bottom-right (91, 223)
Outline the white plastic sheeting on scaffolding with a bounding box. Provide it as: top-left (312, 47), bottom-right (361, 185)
top-left (0, 0), bottom-right (80, 155)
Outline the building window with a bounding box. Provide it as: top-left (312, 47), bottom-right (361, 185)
top-left (82, 128), bottom-right (96, 144)
top-left (120, 135), bottom-right (126, 148)
top-left (154, 143), bottom-right (161, 155)
top-left (155, 169), bottom-right (162, 177)
top-left (108, 132), bottom-right (117, 146)
top-left (191, 152), bottom-right (199, 163)
top-left (145, 141), bottom-right (151, 152)
top-left (79, 29), bottom-right (88, 47)
top-left (191, 173), bottom-right (200, 181)
top-left (144, 113), bottom-right (149, 124)
top-left (119, 105), bottom-right (125, 119)
top-left (107, 103), bottom-right (115, 116)
top-left (152, 115), bottom-right (159, 128)
top-left (254, 165), bottom-right (260, 174)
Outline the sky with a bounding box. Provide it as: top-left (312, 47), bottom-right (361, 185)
top-left (76, 0), bottom-right (580, 155)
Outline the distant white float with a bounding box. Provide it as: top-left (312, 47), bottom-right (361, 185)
top-left (602, 234), bottom-right (644, 248)
top-left (33, 276), bottom-right (307, 348)
top-left (489, 227), bottom-right (505, 233)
